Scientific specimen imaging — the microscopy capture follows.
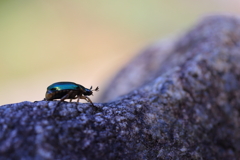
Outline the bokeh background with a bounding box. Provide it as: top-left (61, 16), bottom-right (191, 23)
top-left (0, 0), bottom-right (240, 105)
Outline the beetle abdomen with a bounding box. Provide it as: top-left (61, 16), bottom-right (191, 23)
top-left (45, 89), bottom-right (78, 100)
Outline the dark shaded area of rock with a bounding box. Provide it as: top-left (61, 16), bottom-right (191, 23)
top-left (1, 15), bottom-right (240, 160)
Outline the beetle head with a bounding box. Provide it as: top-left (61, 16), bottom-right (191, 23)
top-left (84, 88), bottom-right (93, 96)
top-left (84, 86), bottom-right (99, 96)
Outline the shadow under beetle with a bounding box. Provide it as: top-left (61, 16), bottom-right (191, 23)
top-left (44, 81), bottom-right (99, 113)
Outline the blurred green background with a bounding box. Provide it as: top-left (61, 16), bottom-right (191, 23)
top-left (0, 0), bottom-right (239, 105)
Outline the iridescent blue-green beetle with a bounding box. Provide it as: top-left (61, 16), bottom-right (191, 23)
top-left (45, 82), bottom-right (99, 106)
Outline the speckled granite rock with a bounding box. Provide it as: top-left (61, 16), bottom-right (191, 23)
top-left (1, 15), bottom-right (240, 160)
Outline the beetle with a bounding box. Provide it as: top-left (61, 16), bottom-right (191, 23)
top-left (45, 81), bottom-right (99, 107)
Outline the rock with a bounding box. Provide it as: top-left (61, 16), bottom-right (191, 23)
top-left (1, 15), bottom-right (240, 160)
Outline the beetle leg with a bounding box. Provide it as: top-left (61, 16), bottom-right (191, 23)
top-left (59, 90), bottom-right (73, 102)
top-left (52, 90), bottom-right (73, 115)
top-left (78, 95), bottom-right (94, 106)
top-left (77, 96), bottom-right (80, 103)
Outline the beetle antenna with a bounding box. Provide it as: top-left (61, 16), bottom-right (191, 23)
top-left (90, 86), bottom-right (92, 90)
top-left (95, 86), bottom-right (99, 91)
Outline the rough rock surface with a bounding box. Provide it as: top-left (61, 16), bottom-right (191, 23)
top-left (1, 15), bottom-right (240, 160)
